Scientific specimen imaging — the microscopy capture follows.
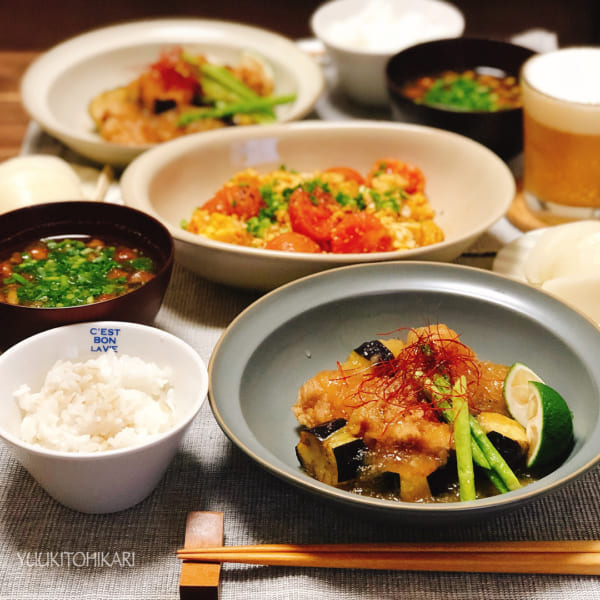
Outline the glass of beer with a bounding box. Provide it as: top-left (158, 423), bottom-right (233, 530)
top-left (521, 48), bottom-right (600, 223)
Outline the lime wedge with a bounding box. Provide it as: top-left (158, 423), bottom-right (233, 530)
top-left (503, 362), bottom-right (544, 425)
top-left (504, 364), bottom-right (574, 467)
top-left (525, 381), bottom-right (574, 468)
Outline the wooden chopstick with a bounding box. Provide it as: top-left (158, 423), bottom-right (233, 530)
top-left (92, 165), bottom-right (113, 202)
top-left (178, 540), bottom-right (600, 555)
top-left (177, 541), bottom-right (600, 575)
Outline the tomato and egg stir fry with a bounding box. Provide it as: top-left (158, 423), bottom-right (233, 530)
top-left (183, 159), bottom-right (444, 253)
top-left (0, 238), bottom-right (156, 308)
top-left (294, 324), bottom-right (573, 503)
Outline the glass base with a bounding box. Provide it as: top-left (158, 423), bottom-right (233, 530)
top-left (524, 192), bottom-right (600, 225)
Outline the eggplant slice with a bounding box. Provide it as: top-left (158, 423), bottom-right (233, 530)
top-left (477, 411), bottom-right (529, 468)
top-left (353, 340), bottom-right (395, 364)
top-left (296, 419), bottom-right (366, 486)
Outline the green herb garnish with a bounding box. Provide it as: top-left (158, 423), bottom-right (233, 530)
top-left (422, 76), bottom-right (498, 112)
top-left (2, 238), bottom-right (155, 308)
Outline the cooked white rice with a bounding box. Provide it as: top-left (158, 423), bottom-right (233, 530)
top-left (15, 352), bottom-right (175, 452)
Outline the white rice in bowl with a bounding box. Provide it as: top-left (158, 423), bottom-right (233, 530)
top-left (14, 352), bottom-right (175, 452)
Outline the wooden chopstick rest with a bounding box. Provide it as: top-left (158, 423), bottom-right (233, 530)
top-left (179, 511), bottom-right (224, 600)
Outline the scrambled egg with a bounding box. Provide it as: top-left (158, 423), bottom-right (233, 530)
top-left (184, 162), bottom-right (444, 252)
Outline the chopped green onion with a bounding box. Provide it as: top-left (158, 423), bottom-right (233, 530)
top-left (2, 238), bottom-right (155, 308)
top-left (423, 76), bottom-right (498, 112)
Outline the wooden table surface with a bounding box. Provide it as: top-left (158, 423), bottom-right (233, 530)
top-left (0, 51), bottom-right (37, 161)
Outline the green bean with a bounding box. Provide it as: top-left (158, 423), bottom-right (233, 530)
top-left (439, 406), bottom-right (489, 469)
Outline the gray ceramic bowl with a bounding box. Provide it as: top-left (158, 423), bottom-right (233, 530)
top-left (208, 261), bottom-right (600, 523)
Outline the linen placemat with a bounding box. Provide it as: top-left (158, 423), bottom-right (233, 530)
top-left (2, 263), bottom-right (600, 600)
top-left (4, 38), bottom-right (596, 593)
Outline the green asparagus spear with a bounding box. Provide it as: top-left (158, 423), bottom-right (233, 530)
top-left (433, 377), bottom-right (489, 470)
top-left (469, 415), bottom-right (521, 491)
top-left (178, 94), bottom-right (296, 126)
top-left (200, 62), bottom-right (260, 102)
top-left (182, 52), bottom-right (278, 122)
top-left (451, 376), bottom-right (476, 501)
top-left (430, 373), bottom-right (518, 495)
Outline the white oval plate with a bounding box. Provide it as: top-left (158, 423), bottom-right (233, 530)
top-left (21, 18), bottom-right (325, 167)
top-left (492, 228), bottom-right (545, 281)
top-left (493, 227), bottom-right (600, 327)
top-left (121, 120), bottom-right (515, 290)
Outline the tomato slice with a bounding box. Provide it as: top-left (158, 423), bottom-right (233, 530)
top-left (264, 232), bottom-right (322, 253)
top-left (288, 187), bottom-right (337, 246)
top-left (149, 48), bottom-right (199, 94)
top-left (367, 158), bottom-right (425, 194)
top-left (330, 212), bottom-right (394, 254)
top-left (138, 48), bottom-right (200, 109)
top-left (202, 185), bottom-right (265, 220)
top-left (323, 167), bottom-right (366, 185)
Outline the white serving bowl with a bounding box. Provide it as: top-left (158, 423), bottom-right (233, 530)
top-left (121, 120), bottom-right (515, 290)
top-left (311, 0), bottom-right (464, 106)
top-left (21, 18), bottom-right (324, 167)
top-left (0, 321), bottom-right (208, 513)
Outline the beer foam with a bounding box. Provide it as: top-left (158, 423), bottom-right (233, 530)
top-left (524, 48), bottom-right (600, 104)
top-left (522, 48), bottom-right (600, 134)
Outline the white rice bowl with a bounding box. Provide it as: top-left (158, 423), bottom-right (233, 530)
top-left (0, 321), bottom-right (208, 513)
top-left (15, 353), bottom-right (175, 452)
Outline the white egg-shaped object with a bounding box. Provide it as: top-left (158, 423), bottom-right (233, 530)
top-left (0, 155), bottom-right (84, 214)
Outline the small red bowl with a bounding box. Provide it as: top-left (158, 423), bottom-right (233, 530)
top-left (0, 201), bottom-right (174, 350)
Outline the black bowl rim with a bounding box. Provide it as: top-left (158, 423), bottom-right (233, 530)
top-left (0, 200), bottom-right (175, 314)
top-left (385, 36), bottom-right (536, 115)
